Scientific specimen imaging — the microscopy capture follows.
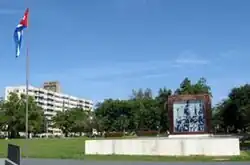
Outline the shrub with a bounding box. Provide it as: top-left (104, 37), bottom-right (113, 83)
top-left (136, 130), bottom-right (158, 137)
top-left (104, 132), bottom-right (124, 138)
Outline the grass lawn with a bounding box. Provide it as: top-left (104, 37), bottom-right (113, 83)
top-left (0, 137), bottom-right (249, 161)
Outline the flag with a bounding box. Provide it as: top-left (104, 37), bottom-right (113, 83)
top-left (13, 8), bottom-right (29, 58)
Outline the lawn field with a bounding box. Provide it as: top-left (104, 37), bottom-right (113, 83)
top-left (0, 137), bottom-right (249, 162)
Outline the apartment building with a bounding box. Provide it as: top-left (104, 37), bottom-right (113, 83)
top-left (4, 85), bottom-right (93, 135)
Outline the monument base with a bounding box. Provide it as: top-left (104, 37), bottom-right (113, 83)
top-left (85, 136), bottom-right (240, 156)
top-left (168, 134), bottom-right (214, 138)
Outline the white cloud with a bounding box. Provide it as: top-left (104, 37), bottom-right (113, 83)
top-left (175, 58), bottom-right (209, 65)
top-left (141, 73), bottom-right (169, 79)
top-left (219, 50), bottom-right (238, 58)
top-left (36, 50), bottom-right (209, 83)
top-left (174, 50), bottom-right (210, 65)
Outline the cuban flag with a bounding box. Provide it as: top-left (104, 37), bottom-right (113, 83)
top-left (13, 8), bottom-right (29, 58)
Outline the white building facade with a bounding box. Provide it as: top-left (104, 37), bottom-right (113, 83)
top-left (4, 85), bottom-right (94, 135)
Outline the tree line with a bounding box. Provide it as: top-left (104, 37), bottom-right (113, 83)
top-left (0, 77), bottom-right (250, 138)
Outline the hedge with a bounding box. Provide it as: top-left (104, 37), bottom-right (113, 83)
top-left (136, 130), bottom-right (158, 137)
top-left (104, 132), bottom-right (124, 137)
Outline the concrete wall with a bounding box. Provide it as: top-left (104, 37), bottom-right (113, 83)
top-left (85, 137), bottom-right (240, 156)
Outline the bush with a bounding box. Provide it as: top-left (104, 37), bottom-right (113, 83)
top-left (104, 132), bottom-right (124, 138)
top-left (136, 130), bottom-right (158, 137)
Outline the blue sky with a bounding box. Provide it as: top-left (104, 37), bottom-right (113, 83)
top-left (0, 0), bottom-right (249, 105)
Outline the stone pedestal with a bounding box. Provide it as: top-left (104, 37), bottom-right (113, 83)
top-left (85, 136), bottom-right (240, 156)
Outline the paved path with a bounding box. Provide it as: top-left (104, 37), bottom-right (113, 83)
top-left (21, 159), bottom-right (250, 165)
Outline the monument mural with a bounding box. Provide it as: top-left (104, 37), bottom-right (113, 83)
top-left (168, 94), bottom-right (211, 134)
top-left (173, 100), bottom-right (205, 133)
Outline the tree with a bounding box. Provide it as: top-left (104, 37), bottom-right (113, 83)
top-left (95, 99), bottom-right (134, 132)
top-left (19, 94), bottom-right (44, 135)
top-left (131, 88), bottom-right (153, 100)
top-left (211, 103), bottom-right (225, 133)
top-left (95, 91), bottom-right (162, 133)
top-left (1, 93), bottom-right (21, 138)
top-left (52, 107), bottom-right (94, 137)
top-left (214, 84), bottom-right (250, 133)
top-left (175, 77), bottom-right (211, 96)
top-left (155, 88), bottom-right (172, 132)
top-left (193, 77), bottom-right (212, 96)
top-left (133, 99), bottom-right (160, 131)
top-left (175, 77), bottom-right (193, 95)
top-left (131, 89), bottom-right (144, 100)
top-left (0, 92), bottom-right (44, 138)
top-left (89, 112), bottom-right (103, 132)
top-left (70, 108), bottom-right (90, 135)
top-left (52, 110), bottom-right (72, 137)
top-left (0, 99), bottom-right (7, 131)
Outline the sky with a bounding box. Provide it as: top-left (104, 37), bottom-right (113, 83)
top-left (0, 0), bottom-right (249, 105)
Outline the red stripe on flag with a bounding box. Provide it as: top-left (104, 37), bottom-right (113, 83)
top-left (20, 8), bottom-right (29, 27)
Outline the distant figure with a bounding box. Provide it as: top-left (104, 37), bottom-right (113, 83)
top-left (198, 102), bottom-right (205, 131)
top-left (181, 101), bottom-right (190, 132)
top-left (184, 100), bottom-right (190, 117)
top-left (194, 105), bottom-right (197, 116)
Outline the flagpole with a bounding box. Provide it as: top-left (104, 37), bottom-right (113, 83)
top-left (24, 46), bottom-right (29, 158)
top-left (25, 8), bottom-right (30, 158)
top-left (25, 47), bottom-right (29, 140)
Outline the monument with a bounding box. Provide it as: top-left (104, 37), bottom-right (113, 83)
top-left (167, 94), bottom-right (212, 137)
top-left (85, 94), bottom-right (240, 156)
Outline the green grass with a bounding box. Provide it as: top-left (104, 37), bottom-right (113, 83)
top-left (0, 137), bottom-right (249, 161)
